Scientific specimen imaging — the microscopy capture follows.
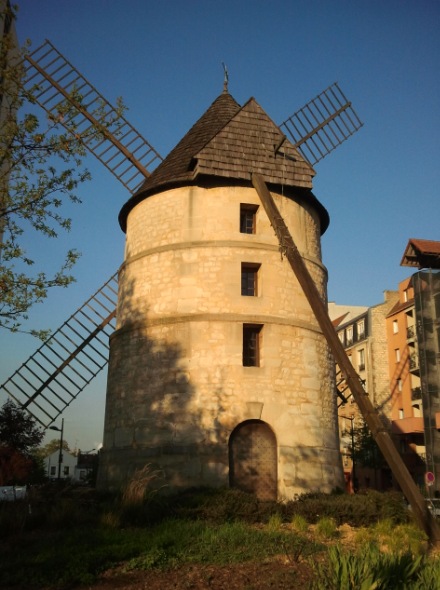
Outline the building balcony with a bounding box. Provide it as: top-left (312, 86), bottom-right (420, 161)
top-left (411, 387), bottom-right (422, 401)
top-left (391, 417), bottom-right (424, 435)
top-left (406, 325), bottom-right (416, 341)
top-left (409, 353), bottom-right (420, 374)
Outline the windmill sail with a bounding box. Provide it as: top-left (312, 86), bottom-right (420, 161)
top-left (0, 274), bottom-right (118, 427)
top-left (280, 82), bottom-right (363, 166)
top-left (23, 40), bottom-right (162, 194)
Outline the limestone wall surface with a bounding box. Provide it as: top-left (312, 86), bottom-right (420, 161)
top-left (98, 184), bottom-right (343, 498)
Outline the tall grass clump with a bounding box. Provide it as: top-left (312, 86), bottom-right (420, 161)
top-left (266, 512), bottom-right (283, 531)
top-left (315, 516), bottom-right (338, 539)
top-left (121, 463), bottom-right (164, 506)
top-left (115, 463), bottom-right (168, 526)
top-left (310, 544), bottom-right (439, 590)
top-left (291, 513), bottom-right (309, 533)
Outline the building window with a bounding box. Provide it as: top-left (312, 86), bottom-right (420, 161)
top-left (63, 466), bottom-right (70, 476)
top-left (393, 320), bottom-right (398, 334)
top-left (240, 204), bottom-right (258, 234)
top-left (399, 408), bottom-right (404, 419)
top-left (403, 290), bottom-right (408, 302)
top-left (338, 331), bottom-right (344, 344)
top-left (243, 324), bottom-right (262, 366)
top-left (241, 263), bottom-right (260, 296)
top-left (395, 348), bottom-right (400, 362)
top-left (358, 349), bottom-right (365, 371)
top-left (357, 319), bottom-right (365, 339)
top-left (397, 378), bottom-right (403, 392)
top-left (50, 466), bottom-right (56, 476)
top-left (346, 326), bottom-right (353, 346)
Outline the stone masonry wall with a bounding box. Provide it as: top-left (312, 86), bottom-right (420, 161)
top-left (97, 185), bottom-right (344, 497)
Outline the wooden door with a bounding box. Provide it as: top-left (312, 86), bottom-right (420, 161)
top-left (229, 420), bottom-right (277, 500)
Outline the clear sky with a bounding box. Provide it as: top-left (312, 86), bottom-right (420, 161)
top-left (1, 0), bottom-right (439, 451)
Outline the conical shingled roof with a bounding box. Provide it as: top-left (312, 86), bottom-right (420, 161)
top-left (194, 97), bottom-right (314, 187)
top-left (119, 91), bottom-right (327, 232)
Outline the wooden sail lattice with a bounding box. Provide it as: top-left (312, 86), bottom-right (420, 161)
top-left (1, 274), bottom-right (118, 427)
top-left (280, 82), bottom-right (363, 166)
top-left (23, 40), bottom-right (162, 194)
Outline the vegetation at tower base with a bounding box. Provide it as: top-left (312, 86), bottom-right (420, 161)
top-left (0, 486), bottom-right (439, 589)
top-left (0, 3), bottom-right (125, 338)
top-left (0, 398), bottom-right (44, 484)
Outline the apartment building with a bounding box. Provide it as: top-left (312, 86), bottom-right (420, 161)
top-left (398, 239), bottom-right (440, 495)
top-left (329, 291), bottom-right (399, 491)
top-left (386, 278), bottom-right (425, 488)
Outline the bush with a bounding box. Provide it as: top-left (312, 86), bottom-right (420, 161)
top-left (310, 544), bottom-right (431, 590)
top-left (315, 516), bottom-right (338, 539)
top-left (284, 490), bottom-right (408, 527)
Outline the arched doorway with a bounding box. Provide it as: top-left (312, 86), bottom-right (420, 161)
top-left (229, 420), bottom-right (277, 500)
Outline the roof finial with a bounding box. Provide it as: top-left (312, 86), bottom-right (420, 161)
top-left (222, 62), bottom-right (229, 93)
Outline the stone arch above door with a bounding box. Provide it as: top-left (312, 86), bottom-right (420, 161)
top-left (228, 420), bottom-right (277, 501)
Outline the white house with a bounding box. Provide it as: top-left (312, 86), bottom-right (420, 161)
top-left (44, 450), bottom-right (77, 481)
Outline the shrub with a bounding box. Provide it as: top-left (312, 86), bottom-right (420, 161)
top-left (266, 512), bottom-right (283, 531)
top-left (291, 513), bottom-right (308, 533)
top-left (315, 516), bottom-right (338, 539)
top-left (284, 489), bottom-right (408, 527)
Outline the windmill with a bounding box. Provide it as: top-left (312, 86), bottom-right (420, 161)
top-left (1, 39), bottom-right (362, 428)
top-left (2, 39), bottom-right (438, 543)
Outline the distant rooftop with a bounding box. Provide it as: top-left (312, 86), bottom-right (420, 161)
top-left (401, 238), bottom-right (440, 269)
top-left (328, 302), bottom-right (369, 327)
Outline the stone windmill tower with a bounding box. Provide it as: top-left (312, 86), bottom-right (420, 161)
top-left (97, 89), bottom-right (343, 499)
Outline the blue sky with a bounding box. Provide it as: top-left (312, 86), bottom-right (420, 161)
top-left (1, 0), bottom-right (439, 450)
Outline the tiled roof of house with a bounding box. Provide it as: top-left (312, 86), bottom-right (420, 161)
top-left (400, 238), bottom-right (440, 269)
top-left (119, 91), bottom-right (327, 232)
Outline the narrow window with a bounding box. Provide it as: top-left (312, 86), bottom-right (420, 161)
top-left (395, 348), bottom-right (400, 362)
top-left (393, 319), bottom-right (398, 334)
top-left (50, 466), bottom-right (56, 476)
top-left (399, 408), bottom-right (404, 419)
top-left (64, 466), bottom-right (70, 475)
top-left (240, 204), bottom-right (258, 234)
top-left (358, 349), bottom-right (365, 371)
top-left (243, 324), bottom-right (262, 366)
top-left (241, 263), bottom-right (260, 296)
top-left (346, 326), bottom-right (353, 346)
top-left (357, 319), bottom-right (365, 339)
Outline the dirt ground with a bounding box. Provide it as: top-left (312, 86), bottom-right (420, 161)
top-left (75, 525), bottom-right (360, 590)
top-left (77, 558), bottom-right (315, 590)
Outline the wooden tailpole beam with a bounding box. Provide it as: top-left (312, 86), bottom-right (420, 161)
top-left (251, 172), bottom-right (440, 546)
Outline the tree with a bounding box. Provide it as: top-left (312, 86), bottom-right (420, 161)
top-left (0, 398), bottom-right (44, 484)
top-left (35, 437), bottom-right (71, 459)
top-left (0, 3), bottom-right (125, 337)
top-left (352, 419), bottom-right (388, 488)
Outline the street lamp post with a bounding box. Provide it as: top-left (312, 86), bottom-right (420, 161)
top-left (49, 418), bottom-right (64, 481)
top-left (350, 415), bottom-right (356, 493)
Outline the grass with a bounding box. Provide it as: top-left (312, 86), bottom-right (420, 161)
top-left (0, 485), bottom-right (438, 589)
top-left (0, 513), bottom-right (320, 588)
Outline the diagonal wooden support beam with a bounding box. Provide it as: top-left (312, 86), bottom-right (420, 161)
top-left (251, 172), bottom-right (440, 546)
